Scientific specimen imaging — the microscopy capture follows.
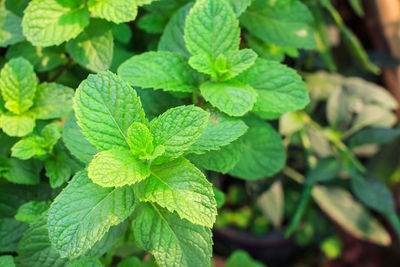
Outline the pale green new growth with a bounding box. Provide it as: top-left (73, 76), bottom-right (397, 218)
top-left (88, 149), bottom-right (150, 187)
top-left (0, 115), bottom-right (35, 137)
top-left (0, 57), bottom-right (37, 114)
top-left (127, 122), bottom-right (154, 157)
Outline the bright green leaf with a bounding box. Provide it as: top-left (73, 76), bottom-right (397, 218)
top-left (135, 157), bottom-right (217, 227)
top-left (74, 71), bottom-right (146, 151)
top-left (88, 0), bottom-right (138, 24)
top-left (48, 171), bottom-right (136, 258)
top-left (118, 51), bottom-right (199, 93)
top-left (88, 149), bottom-right (151, 187)
top-left (225, 250), bottom-right (265, 267)
top-left (11, 137), bottom-right (46, 160)
top-left (227, 0), bottom-right (252, 17)
top-left (127, 122), bottom-right (154, 157)
top-left (22, 0), bottom-right (90, 47)
top-left (188, 111), bottom-right (248, 154)
top-left (131, 202), bottom-right (213, 267)
top-left (236, 58), bottom-right (310, 119)
top-left (66, 19), bottom-right (114, 73)
top-left (41, 123), bottom-right (61, 149)
top-left (200, 81), bottom-right (257, 117)
top-left (150, 105), bottom-right (209, 163)
top-left (0, 57), bottom-right (37, 114)
top-left (184, 0), bottom-right (240, 59)
top-left (215, 49), bottom-right (257, 81)
top-left (0, 114), bottom-right (35, 137)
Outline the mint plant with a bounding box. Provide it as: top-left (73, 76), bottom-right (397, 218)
top-left (118, 0), bottom-right (309, 180)
top-left (47, 71), bottom-right (217, 266)
top-left (0, 57), bottom-right (74, 137)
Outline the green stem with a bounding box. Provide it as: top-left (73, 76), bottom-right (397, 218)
top-left (285, 183), bottom-right (313, 237)
top-left (285, 130), bottom-right (315, 237)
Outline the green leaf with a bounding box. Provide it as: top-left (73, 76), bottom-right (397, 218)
top-left (111, 23), bottom-right (131, 44)
top-left (0, 255), bottom-right (15, 267)
top-left (88, 149), bottom-right (150, 187)
top-left (116, 257), bottom-right (141, 267)
top-left (312, 185), bottom-right (391, 246)
top-left (135, 157), bottom-right (217, 227)
top-left (350, 173), bottom-right (396, 215)
top-left (240, 0), bottom-right (316, 49)
top-left (88, 0), bottom-right (138, 24)
top-left (16, 214), bottom-right (69, 267)
top-left (6, 42), bottom-right (67, 72)
top-left (305, 157), bottom-right (341, 184)
top-left (158, 3), bottom-right (192, 57)
top-left (227, 0), bottom-right (252, 17)
top-left (0, 114), bottom-right (35, 137)
top-left (0, 57), bottom-right (37, 114)
top-left (66, 19), bottom-right (113, 73)
top-left (187, 54), bottom-right (214, 76)
top-left (150, 105), bottom-right (209, 163)
top-left (22, 0), bottom-right (90, 47)
top-left (67, 257), bottom-right (103, 267)
top-left (11, 137), bottom-right (46, 160)
top-left (188, 111), bottom-right (248, 154)
top-left (118, 51), bottom-right (199, 93)
top-left (3, 158), bottom-right (42, 185)
top-left (17, 213), bottom-right (127, 267)
top-left (131, 202), bottom-right (213, 267)
top-left (127, 122), bottom-right (154, 157)
top-left (62, 113), bottom-right (100, 164)
top-left (138, 13), bottom-right (167, 34)
top-left (200, 81), bottom-right (257, 117)
top-left (184, 0), bottom-right (240, 59)
top-left (188, 140), bottom-right (244, 173)
top-left (41, 123), bottom-right (62, 149)
top-left (349, 128), bottom-right (400, 148)
top-left (0, 9), bottom-right (24, 47)
top-left (215, 49), bottom-right (258, 81)
top-left (48, 171), bottom-right (136, 258)
top-left (229, 118), bottom-right (286, 180)
top-left (74, 71), bottom-right (146, 151)
top-left (44, 149), bottom-right (72, 188)
top-left (0, 218), bottom-right (28, 252)
top-left (15, 201), bottom-right (49, 224)
top-left (225, 250), bottom-right (265, 267)
top-left (236, 58), bottom-right (310, 119)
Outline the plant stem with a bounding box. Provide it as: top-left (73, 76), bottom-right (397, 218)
top-left (285, 130), bottom-right (315, 237)
top-left (48, 57), bottom-right (72, 82)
